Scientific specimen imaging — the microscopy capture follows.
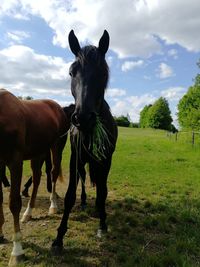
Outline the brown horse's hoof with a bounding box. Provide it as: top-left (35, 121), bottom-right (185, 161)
top-left (49, 207), bottom-right (58, 215)
top-left (21, 214), bottom-right (32, 223)
top-left (8, 254), bottom-right (25, 266)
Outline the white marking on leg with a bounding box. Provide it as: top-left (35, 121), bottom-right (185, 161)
top-left (11, 232), bottom-right (24, 256)
top-left (97, 229), bottom-right (102, 238)
top-left (49, 192), bottom-right (58, 214)
top-left (21, 204), bottom-right (32, 222)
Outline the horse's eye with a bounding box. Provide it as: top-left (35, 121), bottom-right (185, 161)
top-left (69, 71), bottom-right (72, 77)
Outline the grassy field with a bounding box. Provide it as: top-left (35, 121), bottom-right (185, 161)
top-left (1, 127), bottom-right (200, 266)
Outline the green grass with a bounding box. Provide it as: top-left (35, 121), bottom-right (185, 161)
top-left (1, 127), bottom-right (200, 266)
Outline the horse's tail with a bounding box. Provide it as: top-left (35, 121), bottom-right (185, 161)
top-left (57, 165), bottom-right (64, 183)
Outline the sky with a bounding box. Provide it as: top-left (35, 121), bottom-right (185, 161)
top-left (0, 0), bottom-right (200, 126)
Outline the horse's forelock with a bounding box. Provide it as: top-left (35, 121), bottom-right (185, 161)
top-left (77, 46), bottom-right (105, 66)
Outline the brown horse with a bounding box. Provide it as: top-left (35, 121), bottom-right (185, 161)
top-left (0, 89), bottom-right (70, 266)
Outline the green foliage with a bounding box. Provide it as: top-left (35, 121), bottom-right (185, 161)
top-left (194, 59), bottom-right (200, 87)
top-left (139, 104), bottom-right (152, 128)
top-left (148, 97), bottom-right (172, 130)
top-left (140, 98), bottom-right (172, 130)
top-left (178, 59), bottom-right (200, 130)
top-left (18, 96), bottom-right (33, 100)
top-left (130, 122), bottom-right (139, 128)
top-left (178, 85), bottom-right (200, 130)
top-left (114, 115), bottom-right (130, 127)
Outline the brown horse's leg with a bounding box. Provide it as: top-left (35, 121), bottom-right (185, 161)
top-left (45, 150), bottom-right (52, 193)
top-left (21, 158), bottom-right (42, 223)
top-left (8, 161), bottom-right (25, 266)
top-left (49, 135), bottom-right (66, 215)
top-left (0, 177), bottom-right (5, 242)
top-left (49, 147), bottom-right (61, 215)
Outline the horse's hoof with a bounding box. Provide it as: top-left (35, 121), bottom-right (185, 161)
top-left (81, 204), bottom-right (87, 211)
top-left (8, 254), bottom-right (25, 266)
top-left (22, 191), bottom-right (29, 198)
top-left (49, 207), bottom-right (57, 215)
top-left (97, 228), bottom-right (107, 238)
top-left (0, 235), bottom-right (6, 243)
top-left (51, 245), bottom-right (63, 256)
top-left (21, 214), bottom-right (32, 223)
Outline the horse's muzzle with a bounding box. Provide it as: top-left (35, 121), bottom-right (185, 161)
top-left (71, 111), bottom-right (96, 131)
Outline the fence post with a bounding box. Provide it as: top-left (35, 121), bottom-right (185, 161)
top-left (192, 131), bottom-right (195, 145)
top-left (175, 132), bottom-right (178, 141)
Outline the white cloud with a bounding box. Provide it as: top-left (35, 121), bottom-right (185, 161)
top-left (1, 0), bottom-right (200, 58)
top-left (161, 86), bottom-right (186, 101)
top-left (157, 63), bottom-right (174, 79)
top-left (6, 31), bottom-right (30, 44)
top-left (106, 88), bottom-right (126, 97)
top-left (121, 60), bottom-right (144, 72)
top-left (0, 45), bottom-right (72, 100)
top-left (111, 93), bottom-right (156, 122)
top-left (168, 49), bottom-right (178, 59)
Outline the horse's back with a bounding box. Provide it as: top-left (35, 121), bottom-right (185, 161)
top-left (0, 89), bottom-right (69, 161)
top-left (21, 99), bottom-right (69, 159)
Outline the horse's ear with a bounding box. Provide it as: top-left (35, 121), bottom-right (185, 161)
top-left (98, 30), bottom-right (110, 55)
top-left (68, 30), bottom-right (81, 56)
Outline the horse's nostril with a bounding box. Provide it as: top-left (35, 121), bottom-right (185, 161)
top-left (71, 112), bottom-right (80, 127)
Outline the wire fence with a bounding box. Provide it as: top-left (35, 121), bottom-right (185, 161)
top-left (166, 131), bottom-right (200, 146)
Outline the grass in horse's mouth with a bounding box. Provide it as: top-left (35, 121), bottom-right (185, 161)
top-left (73, 116), bottom-right (111, 161)
top-left (89, 116), bottom-right (111, 161)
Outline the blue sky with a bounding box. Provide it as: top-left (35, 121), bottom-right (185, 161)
top-left (0, 0), bottom-right (200, 126)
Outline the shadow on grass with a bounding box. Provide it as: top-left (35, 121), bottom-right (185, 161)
top-left (2, 196), bottom-right (200, 266)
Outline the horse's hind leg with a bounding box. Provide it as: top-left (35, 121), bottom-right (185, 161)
top-left (49, 137), bottom-right (66, 215)
top-left (21, 158), bottom-right (42, 222)
top-left (45, 150), bottom-right (52, 193)
top-left (49, 148), bottom-right (62, 214)
top-left (0, 177), bottom-right (5, 242)
top-left (21, 176), bottom-right (32, 197)
top-left (0, 164), bottom-right (10, 187)
top-left (8, 161), bottom-right (25, 266)
top-left (89, 158), bottom-right (111, 237)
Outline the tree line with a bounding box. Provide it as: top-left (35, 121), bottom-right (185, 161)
top-left (115, 59), bottom-right (200, 132)
top-left (177, 60), bottom-right (200, 130)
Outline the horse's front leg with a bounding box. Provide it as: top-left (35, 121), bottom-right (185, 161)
top-left (0, 176), bottom-right (5, 243)
top-left (8, 161), bottom-right (24, 266)
top-left (51, 150), bottom-right (80, 253)
top-left (80, 167), bottom-right (87, 210)
top-left (21, 158), bottom-right (42, 222)
top-left (89, 158), bottom-right (111, 237)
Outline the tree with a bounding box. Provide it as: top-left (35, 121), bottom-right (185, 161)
top-left (139, 98), bottom-right (173, 130)
top-left (194, 59), bottom-right (200, 87)
top-left (18, 96), bottom-right (33, 100)
top-left (178, 85), bottom-right (200, 130)
top-left (114, 115), bottom-right (130, 127)
top-left (148, 97), bottom-right (172, 130)
top-left (139, 104), bottom-right (152, 128)
top-left (178, 59), bottom-right (200, 130)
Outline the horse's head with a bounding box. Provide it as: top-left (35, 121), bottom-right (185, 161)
top-left (68, 30), bottom-right (109, 132)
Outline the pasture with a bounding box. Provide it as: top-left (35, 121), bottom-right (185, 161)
top-left (1, 127), bottom-right (200, 266)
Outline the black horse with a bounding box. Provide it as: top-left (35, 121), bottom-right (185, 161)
top-left (52, 30), bottom-right (118, 251)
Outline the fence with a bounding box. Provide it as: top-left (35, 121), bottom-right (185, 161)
top-left (167, 131), bottom-right (200, 146)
